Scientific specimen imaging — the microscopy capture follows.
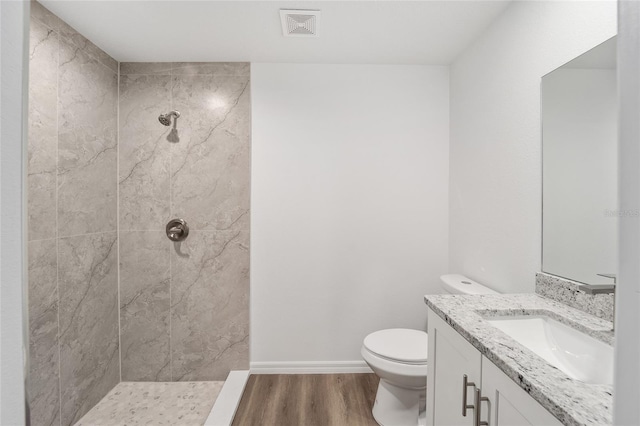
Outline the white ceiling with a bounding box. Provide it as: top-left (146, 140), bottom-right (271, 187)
top-left (39, 0), bottom-right (511, 64)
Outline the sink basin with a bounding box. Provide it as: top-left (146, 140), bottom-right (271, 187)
top-left (486, 315), bottom-right (613, 385)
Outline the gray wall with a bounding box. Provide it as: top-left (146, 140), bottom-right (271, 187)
top-left (118, 62), bottom-right (250, 382)
top-left (28, 2), bottom-right (120, 425)
top-left (28, 2), bottom-right (251, 425)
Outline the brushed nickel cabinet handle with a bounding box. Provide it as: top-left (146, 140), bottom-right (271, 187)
top-left (474, 388), bottom-right (489, 426)
top-left (462, 374), bottom-right (476, 417)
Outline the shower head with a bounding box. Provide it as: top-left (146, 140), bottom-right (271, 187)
top-left (158, 115), bottom-right (171, 126)
top-left (158, 110), bottom-right (180, 126)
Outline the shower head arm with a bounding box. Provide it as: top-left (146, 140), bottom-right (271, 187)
top-left (158, 110), bottom-right (181, 126)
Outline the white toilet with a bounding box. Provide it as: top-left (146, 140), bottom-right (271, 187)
top-left (361, 274), bottom-right (498, 426)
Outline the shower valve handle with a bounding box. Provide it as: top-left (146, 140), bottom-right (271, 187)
top-left (166, 219), bottom-right (189, 242)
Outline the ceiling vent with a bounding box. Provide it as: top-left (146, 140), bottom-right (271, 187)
top-left (280, 9), bottom-right (321, 37)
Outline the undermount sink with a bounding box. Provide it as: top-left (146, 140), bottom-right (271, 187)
top-left (485, 315), bottom-right (613, 385)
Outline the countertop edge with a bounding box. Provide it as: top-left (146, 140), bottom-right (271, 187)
top-left (424, 294), bottom-right (613, 426)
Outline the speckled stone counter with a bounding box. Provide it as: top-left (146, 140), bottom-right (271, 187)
top-left (424, 293), bottom-right (614, 426)
top-left (536, 272), bottom-right (614, 322)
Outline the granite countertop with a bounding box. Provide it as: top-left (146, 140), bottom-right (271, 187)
top-left (424, 293), bottom-right (614, 426)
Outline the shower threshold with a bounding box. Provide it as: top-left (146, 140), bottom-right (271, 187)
top-left (204, 371), bottom-right (250, 426)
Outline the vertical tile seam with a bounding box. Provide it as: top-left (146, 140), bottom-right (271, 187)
top-left (54, 26), bottom-right (62, 426)
top-left (247, 63), bottom-right (251, 370)
top-left (116, 61), bottom-right (122, 383)
top-left (169, 62), bottom-right (174, 381)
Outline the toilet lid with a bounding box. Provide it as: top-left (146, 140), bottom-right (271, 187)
top-left (363, 328), bottom-right (428, 364)
top-left (441, 274), bottom-right (499, 295)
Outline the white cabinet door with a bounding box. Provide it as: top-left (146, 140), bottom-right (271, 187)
top-left (480, 356), bottom-right (563, 426)
top-left (426, 308), bottom-right (482, 426)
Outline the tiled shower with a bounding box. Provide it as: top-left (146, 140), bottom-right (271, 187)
top-left (118, 62), bottom-right (250, 383)
top-left (27, 2), bottom-right (250, 425)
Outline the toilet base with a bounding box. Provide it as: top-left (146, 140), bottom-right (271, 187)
top-left (372, 379), bottom-right (426, 426)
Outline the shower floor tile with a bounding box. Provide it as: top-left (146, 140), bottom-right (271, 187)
top-left (75, 381), bottom-right (224, 426)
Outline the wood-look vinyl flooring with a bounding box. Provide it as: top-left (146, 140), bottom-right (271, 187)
top-left (232, 374), bottom-right (380, 426)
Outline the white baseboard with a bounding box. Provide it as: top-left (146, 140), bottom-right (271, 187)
top-left (250, 360), bottom-right (373, 374)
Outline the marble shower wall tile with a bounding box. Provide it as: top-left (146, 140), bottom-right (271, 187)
top-left (57, 37), bottom-right (118, 237)
top-left (171, 74), bottom-right (251, 231)
top-left (172, 62), bottom-right (250, 76)
top-left (31, 1), bottom-right (117, 72)
top-left (119, 231), bottom-right (171, 381)
top-left (29, 4), bottom-right (121, 424)
top-left (171, 229), bottom-right (250, 381)
top-left (119, 74), bottom-right (172, 230)
top-left (30, 1), bottom-right (62, 34)
top-left (58, 232), bottom-right (119, 426)
top-left (28, 239), bottom-right (60, 426)
top-left (28, 18), bottom-right (58, 241)
top-left (118, 62), bottom-right (251, 382)
top-left (119, 62), bottom-right (172, 76)
top-left (120, 62), bottom-right (249, 76)
top-left (57, 25), bottom-right (118, 73)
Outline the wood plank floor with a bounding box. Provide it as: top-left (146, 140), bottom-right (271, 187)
top-left (232, 374), bottom-right (380, 426)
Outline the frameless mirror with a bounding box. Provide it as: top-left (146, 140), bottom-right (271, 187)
top-left (542, 37), bottom-right (617, 285)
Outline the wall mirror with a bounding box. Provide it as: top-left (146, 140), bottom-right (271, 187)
top-left (542, 37), bottom-right (617, 285)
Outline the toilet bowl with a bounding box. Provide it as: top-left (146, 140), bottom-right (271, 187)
top-left (362, 274), bottom-right (497, 426)
top-left (362, 329), bottom-right (428, 426)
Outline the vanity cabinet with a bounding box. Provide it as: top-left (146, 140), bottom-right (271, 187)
top-left (481, 357), bottom-right (562, 426)
top-left (426, 308), bottom-right (481, 425)
top-left (426, 308), bottom-right (563, 426)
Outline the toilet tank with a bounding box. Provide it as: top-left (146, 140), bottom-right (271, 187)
top-left (440, 274), bottom-right (499, 295)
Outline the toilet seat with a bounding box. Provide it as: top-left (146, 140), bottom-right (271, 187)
top-left (361, 346), bottom-right (428, 383)
top-left (363, 328), bottom-right (428, 365)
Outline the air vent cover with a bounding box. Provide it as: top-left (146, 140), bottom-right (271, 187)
top-left (280, 9), bottom-right (321, 37)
